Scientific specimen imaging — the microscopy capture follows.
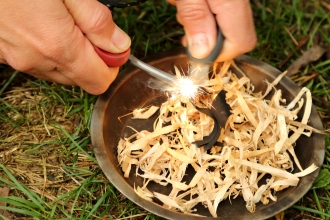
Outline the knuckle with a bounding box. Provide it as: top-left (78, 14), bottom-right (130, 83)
top-left (93, 72), bottom-right (117, 94)
top-left (240, 35), bottom-right (257, 53)
top-left (207, 0), bottom-right (223, 12)
top-left (87, 81), bottom-right (111, 95)
top-left (38, 31), bottom-right (78, 65)
top-left (42, 42), bottom-right (65, 60)
top-left (248, 37), bottom-right (258, 50)
top-left (88, 6), bottom-right (113, 32)
top-left (0, 52), bottom-right (7, 64)
top-left (75, 68), bottom-right (118, 95)
top-left (176, 3), bottom-right (208, 25)
top-left (4, 53), bottom-right (34, 73)
top-left (10, 60), bottom-right (34, 73)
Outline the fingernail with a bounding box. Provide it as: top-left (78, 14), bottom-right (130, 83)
top-left (112, 25), bottom-right (131, 51)
top-left (188, 33), bottom-right (211, 59)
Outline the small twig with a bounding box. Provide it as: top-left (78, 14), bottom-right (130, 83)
top-left (284, 26), bottom-right (299, 46)
top-left (60, 167), bottom-right (96, 199)
top-left (31, 133), bottom-right (40, 143)
top-left (303, 213), bottom-right (323, 220)
top-left (297, 73), bottom-right (318, 87)
top-left (321, 1), bottom-right (330, 10)
top-left (60, 167), bottom-right (81, 186)
top-left (251, 0), bottom-right (262, 8)
top-left (0, 147), bottom-right (18, 158)
top-left (41, 156), bottom-right (47, 198)
top-left (41, 107), bottom-right (51, 136)
top-left (278, 34), bottom-right (310, 69)
top-left (116, 213), bottom-right (148, 220)
top-left (2, 87), bottom-right (37, 94)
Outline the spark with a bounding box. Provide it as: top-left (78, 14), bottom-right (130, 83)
top-left (163, 76), bottom-right (206, 102)
top-left (175, 77), bottom-right (199, 99)
top-left (145, 66), bottom-right (207, 102)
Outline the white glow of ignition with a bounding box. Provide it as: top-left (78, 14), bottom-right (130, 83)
top-left (175, 77), bottom-right (199, 99)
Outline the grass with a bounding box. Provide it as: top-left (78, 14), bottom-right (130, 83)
top-left (0, 0), bottom-right (329, 219)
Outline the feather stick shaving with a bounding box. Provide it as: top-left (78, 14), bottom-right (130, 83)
top-left (117, 61), bottom-right (323, 217)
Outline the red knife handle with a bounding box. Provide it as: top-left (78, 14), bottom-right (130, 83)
top-left (93, 45), bottom-right (130, 67)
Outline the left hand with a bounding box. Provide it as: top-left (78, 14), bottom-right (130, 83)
top-left (167, 0), bottom-right (257, 62)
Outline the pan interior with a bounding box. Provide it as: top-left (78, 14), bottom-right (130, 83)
top-left (93, 50), bottom-right (324, 219)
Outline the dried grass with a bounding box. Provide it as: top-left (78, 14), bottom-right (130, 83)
top-left (0, 81), bottom-right (105, 218)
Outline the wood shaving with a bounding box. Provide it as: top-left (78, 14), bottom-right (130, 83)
top-left (132, 106), bottom-right (159, 119)
top-left (117, 61), bottom-right (322, 217)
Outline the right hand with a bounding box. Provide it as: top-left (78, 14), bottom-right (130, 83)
top-left (0, 0), bottom-right (131, 95)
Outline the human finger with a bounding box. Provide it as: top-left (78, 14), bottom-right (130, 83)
top-left (167, 0), bottom-right (176, 5)
top-left (27, 68), bottom-right (76, 86)
top-left (59, 0), bottom-right (122, 94)
top-left (0, 53), bottom-right (7, 65)
top-left (64, 0), bottom-right (131, 53)
top-left (59, 34), bottom-right (119, 94)
top-left (174, 0), bottom-right (217, 59)
top-left (208, 0), bottom-right (257, 61)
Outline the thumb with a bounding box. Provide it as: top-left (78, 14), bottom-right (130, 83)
top-left (175, 0), bottom-right (217, 59)
top-left (64, 0), bottom-right (131, 53)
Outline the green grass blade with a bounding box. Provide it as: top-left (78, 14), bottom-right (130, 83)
top-left (0, 70), bottom-right (18, 96)
top-left (0, 213), bottom-right (10, 220)
top-left (0, 206), bottom-right (43, 218)
top-left (86, 189), bottom-right (111, 218)
top-left (0, 164), bottom-right (45, 211)
top-left (84, 92), bottom-right (89, 124)
top-left (49, 202), bottom-right (57, 219)
top-left (319, 196), bottom-right (330, 202)
top-left (79, 201), bottom-right (87, 219)
top-left (67, 104), bottom-right (84, 116)
top-left (293, 205), bottom-right (330, 218)
top-left (56, 124), bottom-right (96, 163)
top-left (313, 189), bottom-right (325, 219)
top-left (0, 177), bottom-right (14, 187)
top-left (0, 196), bottom-right (39, 210)
top-left (70, 185), bottom-right (84, 215)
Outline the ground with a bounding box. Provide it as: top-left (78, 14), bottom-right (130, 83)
top-left (0, 0), bottom-right (330, 219)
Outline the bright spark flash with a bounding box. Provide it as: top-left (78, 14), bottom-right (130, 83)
top-left (145, 66), bottom-right (206, 102)
top-left (175, 77), bottom-right (199, 99)
top-left (163, 75), bottom-right (206, 102)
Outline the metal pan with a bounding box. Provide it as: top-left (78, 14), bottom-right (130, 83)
top-left (91, 49), bottom-right (324, 219)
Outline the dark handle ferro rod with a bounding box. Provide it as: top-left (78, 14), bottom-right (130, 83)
top-left (186, 26), bottom-right (224, 65)
top-left (129, 55), bottom-right (176, 84)
top-left (187, 25), bottom-right (224, 82)
top-left (98, 0), bottom-right (147, 9)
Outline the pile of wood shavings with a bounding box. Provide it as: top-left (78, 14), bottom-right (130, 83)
top-left (117, 60), bottom-right (322, 217)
